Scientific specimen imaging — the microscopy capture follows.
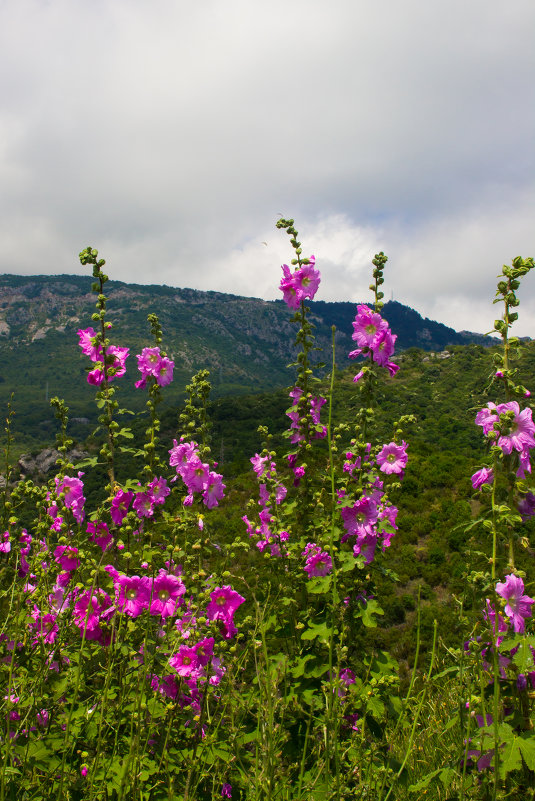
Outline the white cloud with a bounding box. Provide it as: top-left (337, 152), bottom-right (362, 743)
top-left (0, 0), bottom-right (533, 335)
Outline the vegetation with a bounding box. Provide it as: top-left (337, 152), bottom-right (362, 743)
top-left (0, 227), bottom-right (534, 800)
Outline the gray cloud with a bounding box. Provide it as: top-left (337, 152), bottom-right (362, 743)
top-left (0, 0), bottom-right (534, 333)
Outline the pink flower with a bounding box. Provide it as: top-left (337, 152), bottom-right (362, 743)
top-left (133, 491), bottom-right (154, 519)
top-left (202, 472), bottom-right (226, 509)
top-left (302, 543), bottom-right (332, 577)
top-left (87, 520), bottom-right (113, 551)
top-left (55, 475), bottom-right (85, 524)
top-left (169, 645), bottom-right (201, 678)
top-left (54, 545), bottom-right (80, 572)
top-left (279, 257), bottom-right (320, 310)
top-left (150, 572), bottom-right (186, 618)
top-left (518, 491), bottom-right (535, 521)
top-left (496, 574), bottom-right (534, 633)
top-left (148, 476), bottom-right (170, 505)
top-left (376, 441), bottom-right (408, 475)
top-left (116, 575), bottom-right (151, 617)
top-left (351, 305), bottom-right (389, 349)
top-left (110, 490), bottom-right (133, 525)
top-left (206, 586), bottom-right (245, 627)
top-left (78, 327), bottom-right (101, 360)
top-left (471, 467), bottom-right (494, 490)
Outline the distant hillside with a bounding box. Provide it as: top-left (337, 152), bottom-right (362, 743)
top-left (0, 274), bottom-right (497, 449)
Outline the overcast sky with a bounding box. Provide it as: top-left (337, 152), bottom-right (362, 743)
top-left (1, 0), bottom-right (534, 335)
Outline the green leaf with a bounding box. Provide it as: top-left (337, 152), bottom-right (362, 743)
top-left (518, 733), bottom-right (535, 770)
top-left (306, 574), bottom-right (332, 594)
top-left (301, 620), bottom-right (332, 642)
top-left (118, 427), bottom-right (134, 439)
top-left (361, 599), bottom-right (384, 628)
top-left (290, 654), bottom-right (315, 678)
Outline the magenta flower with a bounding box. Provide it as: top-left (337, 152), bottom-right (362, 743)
top-left (110, 489), bottom-right (133, 525)
top-left (340, 496), bottom-right (378, 540)
top-left (376, 441), bottom-right (408, 475)
top-left (496, 574), bottom-right (534, 633)
top-left (55, 475), bottom-right (85, 524)
top-left (133, 491), bottom-right (154, 519)
top-left (202, 472), bottom-right (226, 509)
top-left (150, 572), bottom-right (186, 618)
top-left (351, 305), bottom-right (389, 349)
top-left (87, 520), bottom-right (113, 551)
top-left (518, 491), bottom-right (535, 521)
top-left (78, 327), bottom-right (101, 361)
top-left (206, 586), bottom-right (245, 626)
top-left (169, 645), bottom-right (201, 678)
top-left (471, 467), bottom-right (494, 490)
top-left (279, 257), bottom-right (320, 310)
top-left (54, 545), bottom-right (80, 572)
top-left (148, 476), bottom-right (170, 505)
top-left (302, 543), bottom-right (332, 577)
top-left (154, 356), bottom-right (174, 387)
top-left (116, 575), bottom-right (151, 617)
top-left (476, 401), bottom-right (535, 455)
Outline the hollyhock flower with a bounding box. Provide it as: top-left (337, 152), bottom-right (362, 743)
top-left (476, 401), bottom-right (535, 455)
top-left (87, 520), bottom-right (113, 551)
top-left (150, 572), bottom-right (186, 618)
top-left (116, 575), bottom-right (151, 617)
top-left (55, 475), bottom-right (85, 524)
top-left (340, 496), bottom-right (378, 540)
top-left (151, 673), bottom-right (179, 699)
top-left (496, 574), bottom-right (534, 634)
top-left (279, 259), bottom-right (320, 310)
top-left (183, 458), bottom-right (210, 493)
top-left (154, 356), bottom-right (174, 387)
top-left (133, 491), bottom-right (154, 519)
top-left (73, 589), bottom-right (114, 641)
top-left (110, 489), bottom-right (133, 525)
top-left (136, 347), bottom-right (161, 378)
top-left (353, 532), bottom-right (377, 565)
top-left (351, 305), bottom-right (389, 349)
top-left (377, 441), bottom-right (408, 475)
top-left (169, 439), bottom-right (198, 474)
top-left (484, 599), bottom-right (508, 644)
top-left (54, 545), bottom-right (80, 572)
top-left (194, 637), bottom-right (215, 667)
top-left (471, 467), bottom-right (494, 490)
top-left (221, 784), bottom-right (232, 798)
top-left (302, 543), bottom-right (332, 577)
top-left (250, 453), bottom-right (272, 477)
top-left (169, 645), bottom-right (201, 678)
top-left (202, 471), bottom-right (225, 509)
top-left (518, 491), bottom-right (535, 521)
top-left (78, 327), bottom-right (101, 361)
top-left (206, 586), bottom-right (245, 626)
top-left (0, 531), bottom-right (10, 553)
top-left (148, 476), bottom-right (170, 505)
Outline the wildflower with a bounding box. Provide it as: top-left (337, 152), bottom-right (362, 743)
top-left (518, 491), bottom-right (535, 521)
top-left (87, 520), bottom-right (113, 551)
top-left (496, 574), bottom-right (534, 634)
top-left (150, 571), bottom-right (186, 618)
top-left (376, 441), bottom-right (408, 475)
top-left (279, 257), bottom-right (320, 310)
top-left (110, 489), bottom-right (133, 525)
top-left (302, 543), bottom-right (332, 577)
top-left (116, 575), bottom-right (151, 617)
top-left (221, 784), bottom-right (232, 798)
top-left (169, 645), bottom-right (201, 678)
top-left (471, 467), bottom-right (494, 490)
top-left (206, 586), bottom-right (245, 627)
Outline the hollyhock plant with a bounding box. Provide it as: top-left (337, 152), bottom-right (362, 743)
top-left (496, 574), bottom-right (534, 634)
top-left (476, 401), bottom-right (535, 455)
top-left (169, 645), bottom-right (201, 678)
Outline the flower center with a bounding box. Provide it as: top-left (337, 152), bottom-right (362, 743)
top-left (159, 590), bottom-right (170, 601)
